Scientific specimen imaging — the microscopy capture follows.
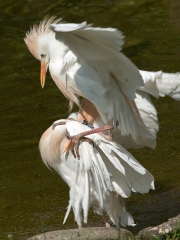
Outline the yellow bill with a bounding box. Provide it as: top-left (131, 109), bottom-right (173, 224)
top-left (63, 139), bottom-right (72, 153)
top-left (40, 60), bottom-right (46, 88)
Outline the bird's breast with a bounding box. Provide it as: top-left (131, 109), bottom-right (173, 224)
top-left (49, 62), bottom-right (80, 105)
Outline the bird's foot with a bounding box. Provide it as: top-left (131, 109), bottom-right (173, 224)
top-left (65, 124), bottom-right (114, 159)
top-left (102, 215), bottom-right (111, 227)
top-left (66, 132), bottom-right (94, 159)
top-left (105, 222), bottom-right (111, 227)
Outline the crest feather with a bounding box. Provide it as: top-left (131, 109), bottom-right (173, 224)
top-left (24, 16), bottom-right (62, 59)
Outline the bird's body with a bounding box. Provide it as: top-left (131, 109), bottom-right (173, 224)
top-left (25, 18), bottom-right (148, 142)
top-left (39, 115), bottom-right (154, 227)
top-left (25, 17), bottom-right (180, 149)
top-left (25, 17), bottom-right (180, 228)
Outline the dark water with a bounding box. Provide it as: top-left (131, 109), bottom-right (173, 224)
top-left (0, 0), bottom-right (180, 239)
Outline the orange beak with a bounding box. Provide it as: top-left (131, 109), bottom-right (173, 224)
top-left (40, 60), bottom-right (46, 88)
top-left (63, 139), bottom-right (72, 154)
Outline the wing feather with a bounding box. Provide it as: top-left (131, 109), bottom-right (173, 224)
top-left (139, 70), bottom-right (180, 100)
top-left (51, 22), bottom-right (145, 139)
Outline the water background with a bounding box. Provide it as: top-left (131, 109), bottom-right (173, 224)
top-left (0, 0), bottom-right (180, 239)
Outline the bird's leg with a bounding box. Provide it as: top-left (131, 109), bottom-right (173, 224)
top-left (82, 119), bottom-right (114, 141)
top-left (102, 215), bottom-right (111, 227)
top-left (66, 124), bottom-right (114, 159)
top-left (53, 118), bottom-right (76, 130)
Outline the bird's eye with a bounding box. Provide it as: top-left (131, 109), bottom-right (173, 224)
top-left (40, 54), bottom-right (45, 58)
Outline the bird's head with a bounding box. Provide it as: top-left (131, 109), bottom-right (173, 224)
top-left (24, 17), bottom-right (61, 88)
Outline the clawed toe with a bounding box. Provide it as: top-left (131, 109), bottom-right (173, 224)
top-left (64, 124), bottom-right (113, 159)
top-left (65, 133), bottom-right (94, 159)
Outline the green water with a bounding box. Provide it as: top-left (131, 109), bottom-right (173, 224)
top-left (0, 0), bottom-right (180, 239)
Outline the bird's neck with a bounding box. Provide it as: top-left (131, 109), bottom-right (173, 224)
top-left (48, 36), bottom-right (67, 62)
top-left (77, 98), bottom-right (100, 124)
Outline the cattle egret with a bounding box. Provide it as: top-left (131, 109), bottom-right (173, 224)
top-left (39, 114), bottom-right (154, 227)
top-left (25, 17), bottom-right (180, 228)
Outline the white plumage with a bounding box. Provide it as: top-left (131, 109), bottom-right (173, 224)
top-left (39, 117), bottom-right (154, 227)
top-left (25, 17), bottom-right (146, 141)
top-left (139, 70), bottom-right (180, 100)
top-left (24, 17), bottom-right (180, 149)
top-left (25, 17), bottom-right (180, 228)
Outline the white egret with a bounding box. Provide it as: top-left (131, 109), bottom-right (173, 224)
top-left (24, 17), bottom-right (149, 148)
top-left (24, 17), bottom-right (180, 228)
top-left (24, 17), bottom-right (180, 151)
top-left (39, 114), bottom-right (154, 228)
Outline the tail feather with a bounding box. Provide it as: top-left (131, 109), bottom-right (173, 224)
top-left (63, 202), bottom-right (72, 224)
top-left (82, 172), bottom-right (90, 223)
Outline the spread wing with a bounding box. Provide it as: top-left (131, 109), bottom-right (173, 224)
top-left (65, 120), bottom-right (154, 226)
top-left (139, 70), bottom-right (180, 100)
top-left (65, 120), bottom-right (154, 197)
top-left (51, 22), bottom-right (145, 139)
